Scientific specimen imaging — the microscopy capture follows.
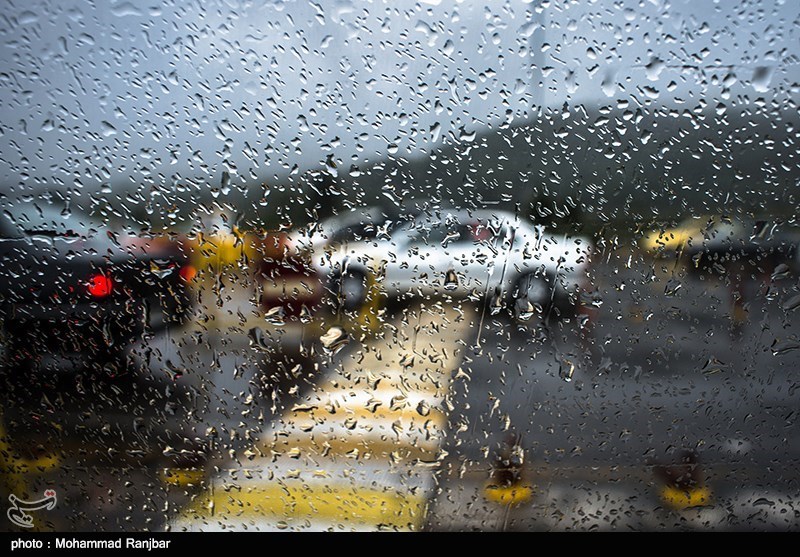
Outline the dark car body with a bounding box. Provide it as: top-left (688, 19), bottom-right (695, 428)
top-left (0, 205), bottom-right (195, 374)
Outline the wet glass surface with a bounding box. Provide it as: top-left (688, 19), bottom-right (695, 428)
top-left (1, 0), bottom-right (799, 532)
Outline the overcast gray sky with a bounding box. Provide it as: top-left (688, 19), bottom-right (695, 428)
top-left (0, 0), bottom-right (797, 200)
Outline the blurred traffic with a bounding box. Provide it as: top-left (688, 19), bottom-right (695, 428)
top-left (1, 201), bottom-right (799, 531)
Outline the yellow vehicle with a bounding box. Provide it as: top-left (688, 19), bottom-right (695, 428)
top-left (640, 216), bottom-right (729, 257)
top-left (641, 215), bottom-right (799, 279)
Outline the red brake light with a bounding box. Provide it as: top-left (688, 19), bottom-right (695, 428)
top-left (87, 273), bottom-right (113, 298)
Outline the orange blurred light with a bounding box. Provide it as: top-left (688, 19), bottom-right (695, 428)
top-left (179, 265), bottom-right (197, 282)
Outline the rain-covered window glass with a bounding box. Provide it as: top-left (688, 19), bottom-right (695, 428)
top-left (1, 0), bottom-right (798, 534)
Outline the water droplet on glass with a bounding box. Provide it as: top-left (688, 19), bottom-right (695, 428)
top-left (320, 326), bottom-right (349, 355)
top-left (149, 259), bottom-right (175, 278)
top-left (111, 2), bottom-right (142, 17)
top-left (459, 128), bottom-right (476, 142)
top-left (100, 121), bottom-right (117, 137)
top-left (517, 300), bottom-right (536, 321)
top-left (771, 264), bottom-right (790, 281)
top-left (247, 327), bottom-right (270, 352)
top-left (559, 360), bottom-right (575, 382)
top-left (771, 338), bottom-right (800, 356)
top-left (664, 278), bottom-right (681, 297)
top-left (264, 305), bottom-right (286, 326)
top-left (163, 360), bottom-right (185, 380)
top-left (220, 171), bottom-right (231, 195)
top-left (298, 305), bottom-right (313, 324)
top-left (399, 353), bottom-right (415, 369)
top-left (442, 39), bottom-right (454, 56)
top-left (489, 294), bottom-right (504, 315)
top-left (782, 294), bottom-right (800, 312)
top-left (751, 66), bottom-right (773, 93)
top-left (645, 57), bottom-right (665, 81)
top-left (580, 290), bottom-right (603, 308)
top-left (443, 269), bottom-right (458, 291)
top-left (325, 155), bottom-right (338, 178)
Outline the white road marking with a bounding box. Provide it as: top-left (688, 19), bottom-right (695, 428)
top-left (171, 302), bottom-right (475, 531)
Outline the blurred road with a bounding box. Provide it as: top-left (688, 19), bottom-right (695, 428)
top-left (3, 253), bottom-right (799, 531)
top-left (427, 258), bottom-right (800, 530)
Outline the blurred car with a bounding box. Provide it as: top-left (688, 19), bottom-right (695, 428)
top-left (641, 216), bottom-right (799, 277)
top-left (313, 208), bottom-right (592, 319)
top-left (0, 203), bottom-right (196, 375)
